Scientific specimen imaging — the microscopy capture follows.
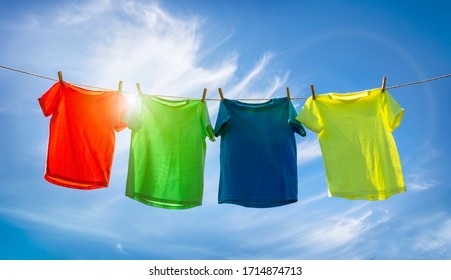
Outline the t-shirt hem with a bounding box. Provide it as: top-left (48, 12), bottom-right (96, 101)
top-left (329, 187), bottom-right (406, 201)
top-left (44, 174), bottom-right (108, 190)
top-left (219, 196), bottom-right (298, 208)
top-left (126, 193), bottom-right (201, 210)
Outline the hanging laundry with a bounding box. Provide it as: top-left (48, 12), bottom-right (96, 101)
top-left (214, 97), bottom-right (306, 208)
top-left (38, 82), bottom-right (128, 189)
top-left (124, 95), bottom-right (215, 209)
top-left (297, 88), bottom-right (406, 200)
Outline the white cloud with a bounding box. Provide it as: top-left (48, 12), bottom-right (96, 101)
top-left (67, 1), bottom-right (238, 97)
top-left (297, 138), bottom-right (322, 166)
top-left (413, 219), bottom-right (451, 256)
top-left (403, 141), bottom-right (442, 192)
top-left (207, 201), bottom-right (393, 259)
top-left (291, 205), bottom-right (392, 259)
top-left (301, 192), bottom-right (328, 205)
top-left (307, 210), bottom-right (373, 246)
top-left (228, 51), bottom-right (275, 98)
top-left (0, 204), bottom-right (119, 240)
top-left (407, 173), bottom-right (441, 192)
top-left (54, 0), bottom-right (113, 26)
top-left (115, 243), bottom-right (127, 255)
top-left (246, 71), bottom-right (291, 100)
top-left (0, 102), bottom-right (40, 114)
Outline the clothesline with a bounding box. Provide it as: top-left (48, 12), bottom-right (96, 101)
top-left (1, 64), bottom-right (451, 101)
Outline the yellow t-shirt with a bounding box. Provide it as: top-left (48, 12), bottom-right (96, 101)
top-left (297, 88), bottom-right (406, 200)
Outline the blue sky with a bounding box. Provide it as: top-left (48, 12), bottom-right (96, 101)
top-left (0, 0), bottom-right (450, 260)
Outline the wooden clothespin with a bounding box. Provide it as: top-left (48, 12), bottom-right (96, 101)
top-left (201, 88), bottom-right (207, 102)
top-left (310, 84), bottom-right (316, 100)
top-left (57, 71), bottom-right (63, 83)
top-left (136, 83), bottom-right (142, 95)
top-left (286, 87), bottom-right (291, 101)
top-left (381, 76), bottom-right (387, 92)
top-left (218, 88), bottom-right (224, 101)
top-left (118, 81), bottom-right (123, 94)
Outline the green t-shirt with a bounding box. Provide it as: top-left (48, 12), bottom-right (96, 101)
top-left (297, 88), bottom-right (405, 201)
top-left (124, 95), bottom-right (215, 209)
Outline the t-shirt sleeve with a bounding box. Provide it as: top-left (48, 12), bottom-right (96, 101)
top-left (288, 101), bottom-right (306, 137)
top-left (122, 96), bottom-right (142, 131)
top-left (114, 93), bottom-right (129, 132)
top-left (213, 101), bottom-right (231, 137)
top-left (201, 102), bottom-right (215, 142)
top-left (296, 97), bottom-right (323, 134)
top-left (38, 82), bottom-right (63, 117)
top-left (383, 90), bottom-right (404, 132)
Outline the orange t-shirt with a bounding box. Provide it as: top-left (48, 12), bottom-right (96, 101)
top-left (39, 82), bottom-right (127, 190)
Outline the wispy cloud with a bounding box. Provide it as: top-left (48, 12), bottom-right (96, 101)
top-left (214, 202), bottom-right (393, 259)
top-left (228, 51), bottom-right (275, 97)
top-left (301, 192), bottom-right (328, 205)
top-left (54, 0), bottom-right (113, 26)
top-left (297, 138), bottom-right (322, 166)
top-left (249, 71), bottom-right (291, 99)
top-left (294, 205), bottom-right (391, 258)
top-left (0, 102), bottom-right (41, 115)
top-left (413, 219), bottom-right (451, 258)
top-left (79, 1), bottom-right (238, 95)
top-left (0, 203), bottom-right (120, 240)
top-left (305, 210), bottom-right (373, 246)
top-left (115, 243), bottom-right (127, 255)
top-left (403, 141), bottom-right (442, 192)
top-left (407, 173), bottom-right (441, 192)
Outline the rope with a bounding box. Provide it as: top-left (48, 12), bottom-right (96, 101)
top-left (385, 73), bottom-right (451, 90)
top-left (1, 65), bottom-right (450, 101)
top-left (0, 65), bottom-right (59, 82)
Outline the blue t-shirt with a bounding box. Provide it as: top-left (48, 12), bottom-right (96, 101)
top-left (214, 97), bottom-right (306, 208)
